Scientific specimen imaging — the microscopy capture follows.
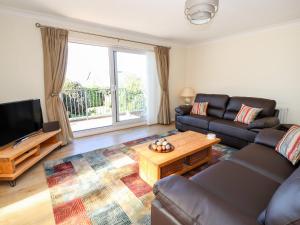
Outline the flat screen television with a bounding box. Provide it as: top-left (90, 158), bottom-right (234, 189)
top-left (0, 99), bottom-right (43, 147)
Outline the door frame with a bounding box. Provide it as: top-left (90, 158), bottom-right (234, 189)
top-left (65, 39), bottom-right (147, 132)
top-left (110, 47), bottom-right (147, 126)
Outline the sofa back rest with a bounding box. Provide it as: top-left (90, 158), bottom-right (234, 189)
top-left (265, 165), bottom-right (300, 225)
top-left (223, 97), bottom-right (276, 120)
top-left (254, 128), bottom-right (286, 149)
top-left (194, 93), bottom-right (229, 118)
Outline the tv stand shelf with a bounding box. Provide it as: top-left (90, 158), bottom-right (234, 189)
top-left (0, 129), bottom-right (62, 186)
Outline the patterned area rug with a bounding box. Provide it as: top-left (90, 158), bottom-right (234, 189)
top-left (44, 130), bottom-right (237, 225)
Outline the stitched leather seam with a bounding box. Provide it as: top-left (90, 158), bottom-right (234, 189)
top-left (157, 191), bottom-right (202, 225)
top-left (228, 158), bottom-right (283, 183)
top-left (287, 218), bottom-right (300, 225)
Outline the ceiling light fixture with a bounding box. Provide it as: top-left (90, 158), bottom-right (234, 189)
top-left (185, 0), bottom-right (219, 25)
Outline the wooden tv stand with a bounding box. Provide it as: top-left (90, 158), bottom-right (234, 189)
top-left (0, 129), bottom-right (62, 187)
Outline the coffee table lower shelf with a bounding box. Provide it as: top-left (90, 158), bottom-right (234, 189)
top-left (139, 155), bottom-right (211, 187)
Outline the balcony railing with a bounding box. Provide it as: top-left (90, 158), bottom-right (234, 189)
top-left (62, 87), bottom-right (146, 121)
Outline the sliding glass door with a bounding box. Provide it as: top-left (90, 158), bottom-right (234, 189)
top-left (63, 43), bottom-right (113, 132)
top-left (114, 50), bottom-right (147, 122)
top-left (63, 43), bottom-right (147, 131)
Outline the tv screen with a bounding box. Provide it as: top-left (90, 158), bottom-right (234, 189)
top-left (0, 99), bottom-right (43, 147)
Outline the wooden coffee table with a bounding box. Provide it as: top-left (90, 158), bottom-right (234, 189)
top-left (132, 131), bottom-right (220, 186)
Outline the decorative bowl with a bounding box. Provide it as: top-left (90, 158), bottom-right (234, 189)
top-left (148, 138), bottom-right (175, 153)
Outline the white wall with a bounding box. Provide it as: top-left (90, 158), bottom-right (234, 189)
top-left (0, 9), bottom-right (186, 122)
top-left (186, 22), bottom-right (300, 124)
top-left (0, 11), bottom-right (46, 119)
top-left (2, 7), bottom-right (299, 125)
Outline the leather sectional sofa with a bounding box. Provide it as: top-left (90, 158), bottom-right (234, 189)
top-left (175, 94), bottom-right (280, 148)
top-left (151, 128), bottom-right (300, 225)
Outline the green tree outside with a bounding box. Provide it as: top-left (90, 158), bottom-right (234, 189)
top-left (62, 75), bottom-right (145, 119)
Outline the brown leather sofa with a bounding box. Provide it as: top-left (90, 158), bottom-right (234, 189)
top-left (151, 128), bottom-right (300, 225)
top-left (175, 94), bottom-right (280, 148)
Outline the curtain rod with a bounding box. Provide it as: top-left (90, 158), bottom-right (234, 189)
top-left (35, 23), bottom-right (171, 49)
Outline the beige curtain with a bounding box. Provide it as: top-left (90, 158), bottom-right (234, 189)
top-left (154, 46), bottom-right (171, 125)
top-left (41, 27), bottom-right (73, 145)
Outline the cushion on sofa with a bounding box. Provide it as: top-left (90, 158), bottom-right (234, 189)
top-left (234, 104), bottom-right (263, 124)
top-left (224, 97), bottom-right (276, 121)
top-left (191, 160), bottom-right (280, 218)
top-left (176, 115), bottom-right (215, 130)
top-left (194, 94), bottom-right (229, 118)
top-left (229, 143), bottom-right (295, 183)
top-left (190, 102), bottom-right (208, 116)
top-left (276, 125), bottom-right (300, 165)
top-left (209, 119), bottom-right (257, 142)
top-left (265, 166), bottom-right (300, 225)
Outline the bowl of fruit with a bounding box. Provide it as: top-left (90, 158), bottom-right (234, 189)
top-left (149, 138), bottom-right (174, 153)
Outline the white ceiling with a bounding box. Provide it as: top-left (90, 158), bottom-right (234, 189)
top-left (0, 0), bottom-right (300, 43)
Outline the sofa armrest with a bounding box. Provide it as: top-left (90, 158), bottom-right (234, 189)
top-left (153, 175), bottom-right (258, 225)
top-left (277, 124), bottom-right (294, 132)
top-left (248, 117), bottom-right (280, 130)
top-left (175, 105), bottom-right (192, 116)
top-left (254, 128), bottom-right (286, 148)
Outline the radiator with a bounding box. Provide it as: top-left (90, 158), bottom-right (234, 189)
top-left (277, 108), bottom-right (288, 124)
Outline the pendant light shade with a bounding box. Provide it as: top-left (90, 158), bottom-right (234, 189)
top-left (185, 0), bottom-right (219, 25)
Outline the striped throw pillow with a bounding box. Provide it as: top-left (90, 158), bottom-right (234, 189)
top-left (234, 104), bottom-right (262, 124)
top-left (190, 102), bottom-right (208, 116)
top-left (276, 125), bottom-right (300, 165)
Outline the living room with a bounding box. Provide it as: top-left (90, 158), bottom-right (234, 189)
top-left (0, 1), bottom-right (299, 225)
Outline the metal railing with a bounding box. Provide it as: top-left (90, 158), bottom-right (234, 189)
top-left (62, 88), bottom-right (145, 121)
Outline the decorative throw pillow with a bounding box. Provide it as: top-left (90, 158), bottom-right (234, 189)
top-left (190, 102), bottom-right (208, 116)
top-left (234, 104), bottom-right (262, 124)
top-left (276, 125), bottom-right (300, 165)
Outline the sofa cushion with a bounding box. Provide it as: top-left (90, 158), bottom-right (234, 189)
top-left (190, 102), bottom-right (208, 116)
top-left (153, 175), bottom-right (258, 225)
top-left (176, 115), bottom-right (215, 130)
top-left (234, 104), bottom-right (263, 124)
top-left (194, 93), bottom-right (229, 118)
top-left (265, 166), bottom-right (300, 225)
top-left (276, 125), bottom-right (300, 165)
top-left (191, 160), bottom-right (280, 218)
top-left (229, 143), bottom-right (295, 183)
top-left (209, 119), bottom-right (257, 142)
top-left (224, 97), bottom-right (276, 121)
